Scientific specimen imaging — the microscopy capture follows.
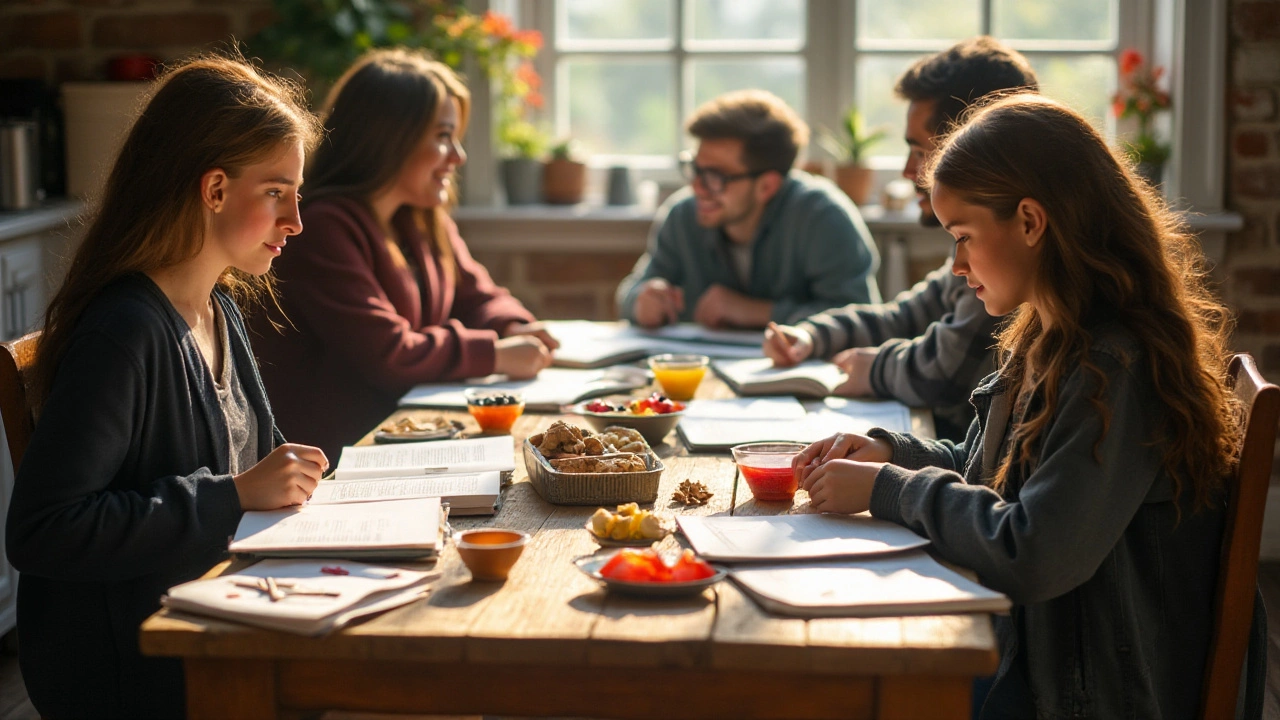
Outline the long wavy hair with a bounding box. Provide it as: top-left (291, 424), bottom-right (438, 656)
top-left (305, 48), bottom-right (471, 280)
top-left (924, 94), bottom-right (1240, 510)
top-left (34, 53), bottom-right (321, 402)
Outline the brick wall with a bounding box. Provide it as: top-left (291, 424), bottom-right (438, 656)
top-left (1226, 0), bottom-right (1280, 492)
top-left (0, 0), bottom-right (271, 85)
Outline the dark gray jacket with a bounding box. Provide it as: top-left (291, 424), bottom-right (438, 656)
top-left (7, 274), bottom-right (281, 719)
top-left (867, 323), bottom-right (1262, 719)
top-left (800, 258), bottom-right (1000, 441)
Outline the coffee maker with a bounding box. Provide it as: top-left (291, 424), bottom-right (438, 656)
top-left (0, 78), bottom-right (62, 210)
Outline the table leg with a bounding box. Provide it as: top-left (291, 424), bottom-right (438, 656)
top-left (877, 676), bottom-right (971, 720)
top-left (186, 658), bottom-right (279, 720)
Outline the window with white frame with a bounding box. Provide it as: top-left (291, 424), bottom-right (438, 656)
top-left (525, 0), bottom-right (1140, 170)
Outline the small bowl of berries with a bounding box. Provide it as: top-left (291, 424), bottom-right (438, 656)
top-left (576, 392), bottom-right (685, 446)
top-left (464, 389), bottom-right (525, 434)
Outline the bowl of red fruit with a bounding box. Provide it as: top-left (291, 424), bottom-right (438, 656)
top-left (575, 392), bottom-right (685, 445)
top-left (730, 442), bottom-right (807, 502)
top-left (574, 548), bottom-right (725, 598)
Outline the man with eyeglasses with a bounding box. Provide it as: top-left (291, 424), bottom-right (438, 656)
top-left (764, 37), bottom-right (1038, 441)
top-left (616, 89), bottom-right (880, 329)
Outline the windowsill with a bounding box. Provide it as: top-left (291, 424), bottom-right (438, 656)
top-left (454, 203), bottom-right (656, 223)
top-left (0, 198), bottom-right (84, 242)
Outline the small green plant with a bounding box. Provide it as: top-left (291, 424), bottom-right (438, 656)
top-left (498, 115), bottom-right (548, 159)
top-left (549, 138), bottom-right (577, 161)
top-left (816, 108), bottom-right (887, 166)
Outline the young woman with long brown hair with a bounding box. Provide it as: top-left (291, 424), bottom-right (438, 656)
top-left (794, 94), bottom-right (1257, 718)
top-left (6, 55), bottom-right (327, 718)
top-left (250, 48), bottom-right (557, 461)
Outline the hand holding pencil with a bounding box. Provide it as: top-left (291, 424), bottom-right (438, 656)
top-left (763, 322), bottom-right (815, 367)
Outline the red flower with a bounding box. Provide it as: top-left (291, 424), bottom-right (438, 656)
top-left (514, 29), bottom-right (543, 51)
top-left (516, 61), bottom-right (541, 90)
top-left (481, 10), bottom-right (514, 39)
top-left (526, 91), bottom-right (545, 110)
top-left (1120, 49), bottom-right (1143, 75)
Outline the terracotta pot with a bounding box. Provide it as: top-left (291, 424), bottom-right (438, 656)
top-left (543, 158), bottom-right (586, 204)
top-left (800, 159), bottom-right (831, 180)
top-left (834, 164), bottom-right (874, 206)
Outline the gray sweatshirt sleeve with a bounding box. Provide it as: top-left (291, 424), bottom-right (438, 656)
top-left (772, 203), bottom-right (881, 323)
top-left (867, 352), bottom-right (1165, 605)
top-left (800, 261), bottom-right (959, 355)
top-left (617, 200), bottom-right (684, 322)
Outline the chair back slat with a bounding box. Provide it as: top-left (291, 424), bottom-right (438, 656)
top-left (0, 331), bottom-right (40, 475)
top-left (1200, 354), bottom-right (1280, 719)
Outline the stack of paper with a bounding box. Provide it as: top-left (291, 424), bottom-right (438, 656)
top-left (229, 497), bottom-right (446, 560)
top-left (677, 397), bottom-right (912, 452)
top-left (163, 559), bottom-right (438, 635)
top-left (310, 471), bottom-right (501, 516)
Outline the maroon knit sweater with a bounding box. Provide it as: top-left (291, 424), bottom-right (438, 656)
top-left (248, 196), bottom-right (535, 460)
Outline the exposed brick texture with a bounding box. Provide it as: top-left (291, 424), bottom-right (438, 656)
top-left (525, 252), bottom-right (639, 283)
top-left (1237, 129), bottom-right (1272, 158)
top-left (1235, 2), bottom-right (1280, 43)
top-left (1235, 166), bottom-right (1280, 199)
top-left (1238, 309), bottom-right (1280, 334)
top-left (92, 13), bottom-right (231, 48)
top-left (1234, 87), bottom-right (1278, 122)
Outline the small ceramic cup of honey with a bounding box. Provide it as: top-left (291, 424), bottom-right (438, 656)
top-left (464, 388), bottom-right (525, 434)
top-left (456, 529), bottom-right (529, 581)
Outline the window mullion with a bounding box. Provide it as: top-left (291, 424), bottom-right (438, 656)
top-left (675, 0), bottom-right (687, 157)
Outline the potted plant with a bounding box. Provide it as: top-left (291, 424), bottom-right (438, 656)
top-left (1111, 48), bottom-right (1172, 186)
top-left (542, 139), bottom-right (586, 205)
top-left (498, 116), bottom-right (547, 205)
top-left (817, 108), bottom-right (887, 206)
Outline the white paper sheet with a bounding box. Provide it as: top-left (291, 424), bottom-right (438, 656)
top-left (230, 497), bottom-right (441, 554)
top-left (677, 513), bottom-right (929, 562)
top-left (309, 471), bottom-right (500, 508)
top-left (334, 436), bottom-right (514, 480)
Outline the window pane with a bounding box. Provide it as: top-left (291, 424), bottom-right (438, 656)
top-left (857, 0), bottom-right (979, 44)
top-left (1027, 54), bottom-right (1116, 136)
top-left (561, 0), bottom-right (673, 44)
top-left (563, 58), bottom-right (677, 156)
top-left (686, 0), bottom-right (804, 44)
top-left (993, 0), bottom-right (1116, 42)
top-left (852, 55), bottom-right (927, 159)
top-left (688, 58), bottom-right (805, 122)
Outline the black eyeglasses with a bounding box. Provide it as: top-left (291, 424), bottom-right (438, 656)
top-left (678, 151), bottom-right (765, 194)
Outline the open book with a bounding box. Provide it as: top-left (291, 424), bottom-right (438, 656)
top-left (309, 471), bottom-right (502, 516)
top-left (398, 366), bottom-right (650, 412)
top-left (163, 559), bottom-right (439, 636)
top-left (676, 397), bottom-right (913, 452)
top-left (334, 436), bottom-right (515, 480)
top-left (730, 552), bottom-right (1011, 618)
top-left (229, 497), bottom-right (445, 560)
top-left (543, 320), bottom-right (763, 369)
top-left (713, 358), bottom-right (846, 398)
top-left (676, 513), bottom-right (929, 563)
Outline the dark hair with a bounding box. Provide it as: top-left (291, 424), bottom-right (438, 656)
top-left (896, 36), bottom-right (1039, 133)
top-left (924, 93), bottom-right (1239, 511)
top-left (686, 89), bottom-right (809, 175)
top-left (306, 48), bottom-right (470, 279)
top-left (35, 52), bottom-right (321, 401)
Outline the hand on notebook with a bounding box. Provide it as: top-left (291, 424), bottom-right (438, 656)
top-left (503, 320), bottom-right (561, 351)
top-left (763, 322), bottom-right (814, 367)
top-left (793, 432), bottom-right (892, 485)
top-left (495, 335), bottom-right (553, 379)
top-left (799, 459), bottom-right (883, 515)
top-left (633, 278), bottom-right (685, 327)
top-left (234, 443), bottom-right (328, 510)
top-left (830, 347), bottom-right (877, 396)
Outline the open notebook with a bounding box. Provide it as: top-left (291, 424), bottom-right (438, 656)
top-left (730, 553), bottom-right (1011, 618)
top-left (712, 357), bottom-right (848, 398)
top-left (398, 366), bottom-right (650, 412)
top-left (543, 320), bottom-right (763, 368)
top-left (229, 497), bottom-right (446, 560)
top-left (677, 513), bottom-right (929, 563)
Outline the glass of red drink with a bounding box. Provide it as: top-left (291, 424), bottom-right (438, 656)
top-left (730, 442), bottom-right (806, 502)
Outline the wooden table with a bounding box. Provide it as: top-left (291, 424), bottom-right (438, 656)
top-left (140, 377), bottom-right (997, 719)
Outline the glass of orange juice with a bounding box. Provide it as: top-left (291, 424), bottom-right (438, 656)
top-left (647, 354), bottom-right (709, 401)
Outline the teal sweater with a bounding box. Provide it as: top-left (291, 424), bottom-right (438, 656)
top-left (617, 171), bottom-right (880, 325)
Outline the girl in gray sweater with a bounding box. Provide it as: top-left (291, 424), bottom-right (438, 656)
top-left (795, 94), bottom-right (1253, 719)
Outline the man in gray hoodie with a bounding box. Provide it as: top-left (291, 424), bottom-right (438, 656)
top-left (764, 37), bottom-right (1039, 440)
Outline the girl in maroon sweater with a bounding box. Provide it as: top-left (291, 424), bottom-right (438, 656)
top-left (251, 49), bottom-right (557, 458)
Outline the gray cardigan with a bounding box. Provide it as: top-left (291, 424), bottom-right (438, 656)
top-left (616, 171), bottom-right (881, 325)
top-left (7, 274), bottom-right (281, 719)
top-left (867, 323), bottom-right (1262, 719)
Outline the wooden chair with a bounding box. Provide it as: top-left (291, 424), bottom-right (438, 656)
top-left (0, 331), bottom-right (40, 477)
top-left (1200, 353), bottom-right (1279, 720)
